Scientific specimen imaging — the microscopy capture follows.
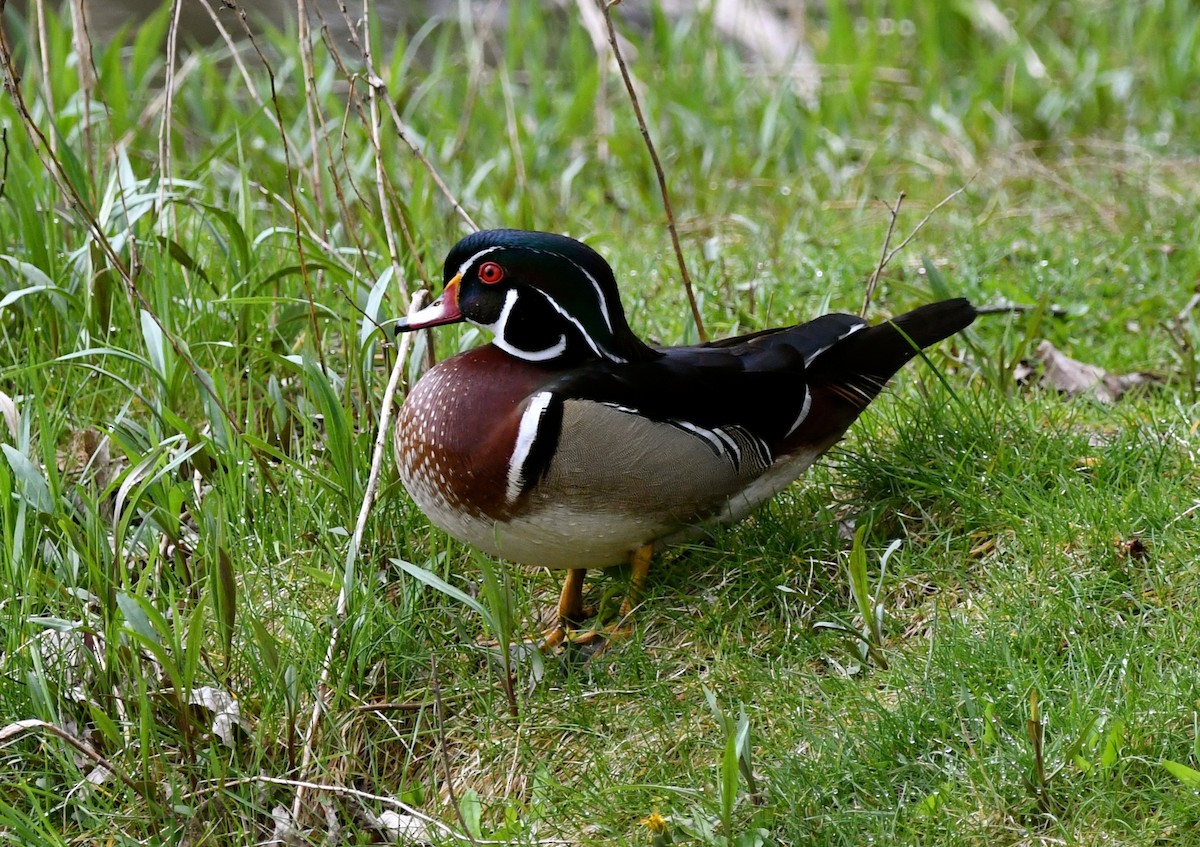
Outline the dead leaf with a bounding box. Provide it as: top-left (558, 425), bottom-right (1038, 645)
top-left (84, 764), bottom-right (112, 785)
top-left (837, 516), bottom-right (856, 542)
top-left (319, 796), bottom-right (342, 843)
top-left (62, 428), bottom-right (123, 523)
top-left (265, 805), bottom-right (304, 846)
top-left (1013, 360), bottom-right (1037, 385)
top-left (187, 686), bottom-right (250, 746)
top-left (377, 811), bottom-right (432, 844)
top-left (36, 627), bottom-right (105, 706)
top-left (1115, 535), bottom-right (1150, 563)
top-left (64, 428), bottom-right (121, 490)
top-left (355, 804), bottom-right (434, 845)
top-left (1035, 341), bottom-right (1157, 404)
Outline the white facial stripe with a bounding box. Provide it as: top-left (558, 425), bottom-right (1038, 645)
top-left (517, 247), bottom-right (626, 362)
top-left (491, 287), bottom-right (518, 331)
top-left (455, 245), bottom-right (504, 281)
top-left (457, 243), bottom-right (630, 364)
top-left (484, 288), bottom-right (569, 362)
top-left (534, 289), bottom-right (626, 363)
top-left (561, 255), bottom-right (615, 334)
top-left (494, 333), bottom-right (568, 362)
top-left (507, 391), bottom-right (555, 503)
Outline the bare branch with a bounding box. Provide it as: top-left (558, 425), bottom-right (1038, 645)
top-left (432, 654), bottom-right (481, 845)
top-left (187, 774), bottom-right (575, 844)
top-left (862, 192), bottom-right (904, 317)
top-left (0, 9), bottom-right (279, 492)
top-left (862, 177), bottom-right (976, 316)
top-left (1, 720), bottom-right (161, 813)
top-left (600, 0), bottom-right (707, 342)
top-left (291, 290), bottom-right (426, 822)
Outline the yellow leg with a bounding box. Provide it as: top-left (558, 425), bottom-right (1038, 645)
top-left (558, 568), bottom-right (587, 622)
top-left (618, 544), bottom-right (653, 620)
top-left (570, 544), bottom-right (654, 647)
top-left (540, 568), bottom-right (587, 649)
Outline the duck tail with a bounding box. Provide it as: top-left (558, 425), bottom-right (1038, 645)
top-left (804, 298), bottom-right (976, 411)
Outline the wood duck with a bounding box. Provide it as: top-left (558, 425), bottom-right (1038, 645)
top-left (393, 229), bottom-right (975, 645)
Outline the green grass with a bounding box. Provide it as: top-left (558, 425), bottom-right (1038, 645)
top-left (2, 1), bottom-right (1200, 844)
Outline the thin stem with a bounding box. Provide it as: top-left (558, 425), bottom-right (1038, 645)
top-left (185, 775), bottom-right (576, 844)
top-left (67, 0), bottom-right (95, 178)
top-left (862, 177), bottom-right (975, 317)
top-left (0, 11), bottom-right (279, 493)
top-left (0, 719), bottom-right (162, 815)
top-left (432, 654), bottom-right (481, 846)
top-left (365, 0), bottom-right (410, 311)
top-left (600, 0), bottom-right (707, 342)
top-left (291, 291), bottom-right (424, 822)
top-left (862, 192), bottom-right (904, 317)
top-left (223, 1), bottom-right (327, 374)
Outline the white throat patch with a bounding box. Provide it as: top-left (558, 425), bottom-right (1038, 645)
top-left (483, 288), bottom-right (568, 362)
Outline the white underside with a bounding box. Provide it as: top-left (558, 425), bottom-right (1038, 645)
top-left (410, 443), bottom-right (827, 569)
top-left (400, 387), bottom-right (836, 569)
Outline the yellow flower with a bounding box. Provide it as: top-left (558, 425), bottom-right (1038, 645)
top-left (639, 812), bottom-right (668, 834)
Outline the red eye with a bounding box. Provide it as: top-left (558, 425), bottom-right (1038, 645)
top-left (477, 261), bottom-right (505, 284)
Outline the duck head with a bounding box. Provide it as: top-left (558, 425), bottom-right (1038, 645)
top-left (395, 229), bottom-right (658, 366)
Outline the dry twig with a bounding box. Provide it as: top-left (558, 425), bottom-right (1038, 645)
top-left (1, 719), bottom-right (161, 813)
top-left (861, 178), bottom-right (975, 316)
top-left (187, 775), bottom-right (574, 844)
top-left (0, 7), bottom-right (277, 491)
top-left (862, 192), bottom-right (904, 317)
top-left (432, 654), bottom-right (481, 845)
top-left (291, 291), bottom-right (426, 821)
top-left (222, 1), bottom-right (328, 371)
top-left (600, 0), bottom-right (707, 341)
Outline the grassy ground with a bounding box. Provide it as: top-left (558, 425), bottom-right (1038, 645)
top-left (2, 1), bottom-right (1200, 844)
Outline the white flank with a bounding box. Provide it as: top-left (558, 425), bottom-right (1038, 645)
top-left (671, 420), bottom-right (728, 457)
top-left (563, 256), bottom-right (616, 334)
top-left (506, 391), bottom-right (555, 503)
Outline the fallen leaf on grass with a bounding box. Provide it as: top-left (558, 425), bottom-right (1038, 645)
top-left (63, 427), bottom-right (121, 490)
top-left (1012, 360), bottom-right (1037, 385)
top-left (356, 805), bottom-right (433, 845)
top-left (34, 626), bottom-right (105, 706)
top-left (187, 686), bottom-right (250, 746)
top-left (1115, 535), bottom-right (1150, 563)
top-left (266, 805), bottom-right (304, 846)
top-left (378, 811), bottom-right (432, 844)
top-left (1031, 341), bottom-right (1158, 403)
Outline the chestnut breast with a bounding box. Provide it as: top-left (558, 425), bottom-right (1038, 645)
top-left (395, 345), bottom-right (553, 523)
